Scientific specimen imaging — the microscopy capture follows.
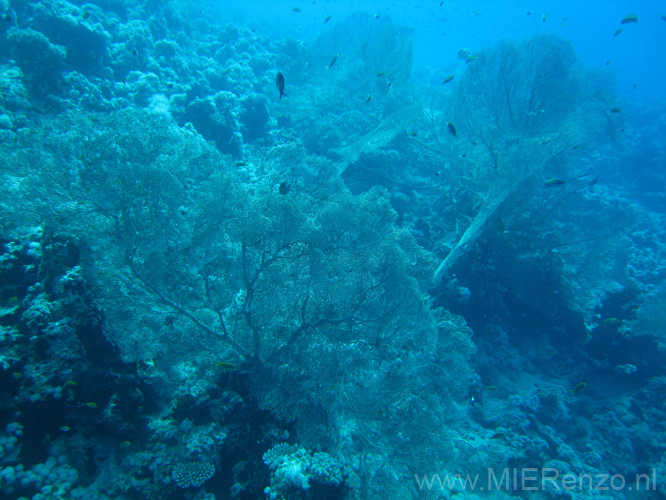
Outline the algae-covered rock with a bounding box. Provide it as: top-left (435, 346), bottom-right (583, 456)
top-left (6, 27), bottom-right (66, 96)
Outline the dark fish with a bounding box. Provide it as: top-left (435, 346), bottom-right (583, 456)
top-left (292, 7), bottom-right (302, 13)
top-left (327, 54), bottom-right (339, 69)
top-left (82, 11), bottom-right (90, 19)
top-left (620, 14), bottom-right (638, 24)
top-left (544, 178), bottom-right (566, 187)
top-left (571, 382), bottom-right (587, 396)
top-left (366, 94), bottom-right (372, 103)
top-left (279, 182), bottom-right (291, 195)
top-left (324, 15), bottom-right (331, 23)
top-left (443, 74), bottom-right (456, 84)
top-left (275, 72), bottom-right (288, 99)
top-left (446, 122), bottom-right (457, 138)
top-left (610, 107), bottom-right (622, 113)
top-left (458, 48), bottom-right (478, 63)
top-left (614, 28), bottom-right (623, 37)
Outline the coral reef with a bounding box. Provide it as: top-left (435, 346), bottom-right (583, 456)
top-left (263, 443), bottom-right (347, 499)
top-left (0, 2), bottom-right (665, 499)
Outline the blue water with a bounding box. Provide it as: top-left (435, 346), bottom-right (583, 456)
top-left (217, 1), bottom-right (666, 99)
top-left (0, 1), bottom-right (665, 499)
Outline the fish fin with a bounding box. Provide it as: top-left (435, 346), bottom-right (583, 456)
top-left (280, 91), bottom-right (289, 99)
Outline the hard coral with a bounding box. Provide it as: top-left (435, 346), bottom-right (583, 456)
top-left (171, 461), bottom-right (215, 489)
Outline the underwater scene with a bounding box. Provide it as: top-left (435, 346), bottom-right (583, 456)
top-left (1, 0), bottom-right (666, 499)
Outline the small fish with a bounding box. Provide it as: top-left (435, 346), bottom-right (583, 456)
top-left (327, 54), bottom-right (339, 69)
top-left (662, 15), bottom-right (666, 22)
top-left (85, 402), bottom-right (98, 408)
top-left (571, 382), bottom-right (587, 396)
top-left (64, 380), bottom-right (77, 387)
top-left (485, 386), bottom-right (498, 391)
top-left (324, 15), bottom-right (331, 24)
top-left (473, 11), bottom-right (482, 15)
top-left (633, 83), bottom-right (637, 90)
top-left (292, 7), bottom-right (302, 13)
top-left (542, 13), bottom-right (547, 22)
top-left (443, 74), bottom-right (456, 84)
top-left (620, 14), bottom-right (638, 24)
top-left (544, 178), bottom-right (566, 187)
top-left (275, 72), bottom-right (288, 100)
top-left (235, 161), bottom-right (247, 167)
top-left (440, 0), bottom-right (443, 5)
top-left (120, 441), bottom-right (131, 448)
top-left (216, 362), bottom-right (236, 370)
top-left (491, 432), bottom-right (505, 440)
top-left (572, 144), bottom-right (581, 149)
top-left (610, 107), bottom-right (622, 113)
top-left (603, 317), bottom-right (620, 325)
top-left (82, 11), bottom-right (90, 19)
top-left (12, 372), bottom-right (23, 379)
top-left (377, 71), bottom-right (386, 77)
top-left (374, 14), bottom-right (380, 19)
top-left (614, 28), bottom-right (623, 37)
top-left (365, 94), bottom-right (372, 103)
top-left (526, 11), bottom-right (532, 15)
top-left (407, 131), bottom-right (418, 137)
top-left (446, 122), bottom-right (457, 138)
top-left (59, 426), bottom-right (70, 432)
top-left (279, 182), bottom-right (291, 195)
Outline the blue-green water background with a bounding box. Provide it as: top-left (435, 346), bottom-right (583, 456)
top-left (216, 0), bottom-right (666, 99)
